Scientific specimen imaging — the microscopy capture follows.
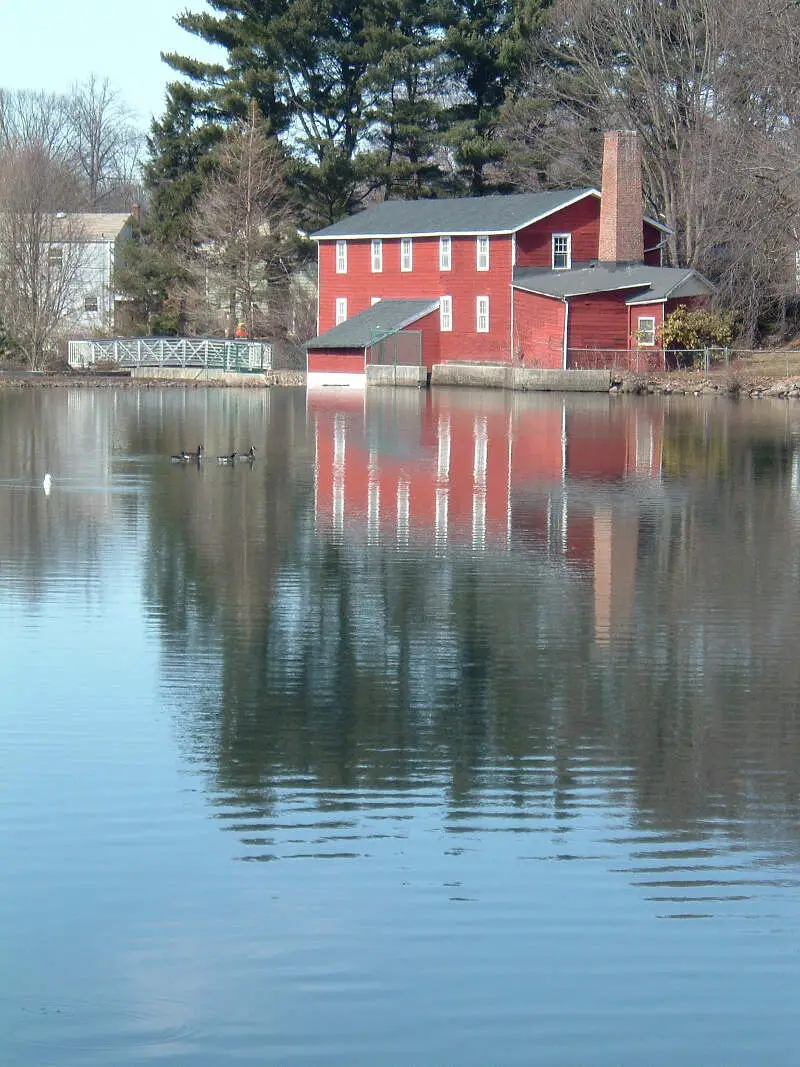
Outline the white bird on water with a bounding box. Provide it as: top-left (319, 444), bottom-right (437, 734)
top-left (42, 473), bottom-right (52, 496)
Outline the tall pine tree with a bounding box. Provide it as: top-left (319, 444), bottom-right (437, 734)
top-left (439, 0), bottom-right (551, 193)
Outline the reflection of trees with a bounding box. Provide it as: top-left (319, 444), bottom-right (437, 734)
top-left (147, 392), bottom-right (800, 853)
top-left (0, 389), bottom-right (131, 600)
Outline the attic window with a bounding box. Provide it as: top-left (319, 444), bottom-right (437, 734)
top-left (336, 240), bottom-right (347, 273)
top-left (552, 234), bottom-right (571, 270)
top-left (84, 294), bottom-right (98, 312)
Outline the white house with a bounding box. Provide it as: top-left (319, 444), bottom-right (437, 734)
top-left (51, 212), bottom-right (133, 332)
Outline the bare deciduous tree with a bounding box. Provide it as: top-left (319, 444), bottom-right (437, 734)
top-left (67, 76), bottom-right (144, 209)
top-left (503, 0), bottom-right (800, 341)
top-left (0, 144), bottom-right (88, 369)
top-left (181, 105), bottom-right (296, 338)
top-left (0, 88), bottom-right (72, 159)
top-left (1, 82), bottom-right (145, 211)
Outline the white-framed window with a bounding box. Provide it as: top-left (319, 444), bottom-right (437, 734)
top-left (439, 236), bottom-right (452, 271)
top-left (371, 296), bottom-right (381, 306)
top-left (476, 295), bottom-right (489, 333)
top-left (637, 315), bottom-right (656, 346)
top-left (552, 233), bottom-right (571, 270)
top-left (371, 238), bottom-right (382, 273)
top-left (440, 295), bottom-right (452, 332)
top-left (335, 297), bottom-right (348, 324)
top-left (83, 294), bottom-right (98, 312)
top-left (336, 240), bottom-right (347, 273)
top-left (401, 237), bottom-right (413, 272)
top-left (476, 235), bottom-right (490, 271)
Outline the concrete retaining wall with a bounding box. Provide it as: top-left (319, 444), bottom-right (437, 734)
top-left (430, 363), bottom-right (612, 392)
top-left (131, 368), bottom-right (305, 387)
top-left (430, 363), bottom-right (510, 389)
top-left (367, 365), bottom-right (427, 387)
top-left (511, 367), bottom-right (611, 392)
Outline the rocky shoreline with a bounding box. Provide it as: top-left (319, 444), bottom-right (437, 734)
top-left (616, 368), bottom-right (800, 398)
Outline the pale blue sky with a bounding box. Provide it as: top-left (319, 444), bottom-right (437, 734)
top-left (2, 0), bottom-right (221, 129)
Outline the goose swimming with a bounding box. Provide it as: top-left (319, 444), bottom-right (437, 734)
top-left (217, 451), bottom-right (238, 464)
top-left (172, 445), bottom-right (204, 462)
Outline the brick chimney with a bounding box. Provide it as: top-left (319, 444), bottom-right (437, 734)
top-left (598, 131), bottom-right (644, 264)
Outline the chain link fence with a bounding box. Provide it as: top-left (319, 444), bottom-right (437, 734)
top-left (566, 347), bottom-right (732, 373)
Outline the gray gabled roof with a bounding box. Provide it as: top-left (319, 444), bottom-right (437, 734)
top-left (312, 191), bottom-right (672, 239)
top-left (306, 299), bottom-right (440, 350)
top-left (311, 190), bottom-right (599, 239)
top-left (54, 212), bottom-right (132, 241)
top-left (512, 263), bottom-right (714, 303)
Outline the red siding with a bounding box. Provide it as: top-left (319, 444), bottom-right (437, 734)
top-left (308, 350), bottom-right (365, 373)
top-left (628, 301), bottom-right (663, 345)
top-left (319, 233), bottom-right (514, 363)
top-left (515, 196), bottom-right (600, 267)
top-left (512, 289), bottom-right (564, 368)
top-left (515, 199), bottom-right (664, 268)
top-left (413, 309), bottom-right (440, 369)
top-left (643, 221), bottom-right (664, 265)
top-left (567, 291), bottom-right (630, 352)
top-left (627, 302), bottom-right (665, 372)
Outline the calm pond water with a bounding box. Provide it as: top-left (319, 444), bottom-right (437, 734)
top-left (2, 385), bottom-right (800, 1065)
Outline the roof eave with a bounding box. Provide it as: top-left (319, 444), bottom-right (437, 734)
top-left (644, 215), bottom-right (672, 234)
top-left (306, 299), bottom-right (440, 349)
top-left (512, 279), bottom-right (653, 299)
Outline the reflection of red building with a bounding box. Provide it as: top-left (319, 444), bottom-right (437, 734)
top-left (311, 391), bottom-right (661, 541)
top-left (310, 390), bottom-right (661, 642)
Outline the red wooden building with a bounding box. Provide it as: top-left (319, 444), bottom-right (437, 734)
top-left (307, 132), bottom-right (713, 386)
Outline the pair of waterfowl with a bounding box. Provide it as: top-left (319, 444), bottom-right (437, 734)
top-left (217, 446), bottom-right (256, 464)
top-left (170, 444), bottom-right (256, 463)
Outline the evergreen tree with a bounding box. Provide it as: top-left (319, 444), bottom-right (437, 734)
top-left (439, 0), bottom-right (550, 194)
top-left (165, 0), bottom-right (380, 227)
top-left (365, 0), bottom-right (449, 200)
top-left (144, 83), bottom-right (223, 244)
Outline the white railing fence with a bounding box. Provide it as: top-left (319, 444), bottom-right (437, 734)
top-left (67, 337), bottom-right (272, 372)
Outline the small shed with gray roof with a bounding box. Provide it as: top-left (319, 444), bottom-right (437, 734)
top-left (307, 299), bottom-right (440, 388)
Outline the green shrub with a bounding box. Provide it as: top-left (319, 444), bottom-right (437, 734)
top-left (661, 305), bottom-right (734, 350)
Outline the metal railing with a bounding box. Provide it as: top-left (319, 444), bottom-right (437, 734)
top-left (67, 337), bottom-right (273, 372)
